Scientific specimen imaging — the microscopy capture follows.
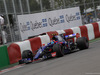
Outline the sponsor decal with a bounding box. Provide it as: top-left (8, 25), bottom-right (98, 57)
top-left (65, 12), bottom-right (80, 23)
top-left (51, 52), bottom-right (56, 57)
top-left (48, 15), bottom-right (65, 27)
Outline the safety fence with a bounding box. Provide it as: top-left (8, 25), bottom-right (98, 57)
top-left (0, 0), bottom-right (100, 46)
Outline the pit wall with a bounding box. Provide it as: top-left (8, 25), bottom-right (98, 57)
top-left (8, 22), bottom-right (100, 64)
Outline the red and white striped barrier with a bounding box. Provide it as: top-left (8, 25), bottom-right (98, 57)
top-left (8, 22), bottom-right (100, 64)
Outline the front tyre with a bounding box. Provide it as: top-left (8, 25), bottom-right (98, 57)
top-left (21, 50), bottom-right (33, 64)
top-left (53, 44), bottom-right (64, 57)
top-left (76, 37), bottom-right (89, 50)
top-left (19, 60), bottom-right (24, 64)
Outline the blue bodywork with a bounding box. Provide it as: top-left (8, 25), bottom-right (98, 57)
top-left (34, 42), bottom-right (54, 59)
top-left (34, 33), bottom-right (77, 60)
top-left (19, 58), bottom-right (32, 64)
top-left (65, 33), bottom-right (76, 39)
top-left (19, 33), bottom-right (78, 64)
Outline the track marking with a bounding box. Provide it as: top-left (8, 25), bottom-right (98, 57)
top-left (0, 59), bottom-right (40, 74)
top-left (0, 64), bottom-right (24, 74)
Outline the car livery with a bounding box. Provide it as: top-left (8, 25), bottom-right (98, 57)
top-left (19, 33), bottom-right (89, 64)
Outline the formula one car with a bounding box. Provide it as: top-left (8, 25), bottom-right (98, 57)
top-left (19, 33), bottom-right (89, 64)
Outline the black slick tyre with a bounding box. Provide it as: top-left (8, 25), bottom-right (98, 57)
top-left (53, 44), bottom-right (64, 57)
top-left (76, 37), bottom-right (89, 50)
top-left (22, 50), bottom-right (33, 61)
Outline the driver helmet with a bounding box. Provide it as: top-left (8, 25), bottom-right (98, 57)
top-left (51, 40), bottom-right (54, 44)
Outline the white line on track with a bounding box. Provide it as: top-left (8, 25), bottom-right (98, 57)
top-left (0, 59), bottom-right (40, 74)
top-left (0, 64), bottom-right (24, 74)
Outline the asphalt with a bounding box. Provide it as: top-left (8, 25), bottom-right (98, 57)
top-left (1, 40), bottom-right (100, 75)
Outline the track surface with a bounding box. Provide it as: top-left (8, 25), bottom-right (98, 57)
top-left (1, 40), bottom-right (100, 75)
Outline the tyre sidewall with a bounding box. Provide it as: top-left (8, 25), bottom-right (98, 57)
top-left (53, 44), bottom-right (64, 57)
top-left (76, 37), bottom-right (89, 50)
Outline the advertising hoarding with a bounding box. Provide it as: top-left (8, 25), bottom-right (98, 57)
top-left (17, 7), bottom-right (82, 40)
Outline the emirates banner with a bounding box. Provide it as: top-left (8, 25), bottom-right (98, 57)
top-left (17, 7), bottom-right (82, 40)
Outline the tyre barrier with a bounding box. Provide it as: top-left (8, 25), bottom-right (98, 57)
top-left (8, 22), bottom-right (100, 64)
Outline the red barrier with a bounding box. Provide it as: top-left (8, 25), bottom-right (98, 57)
top-left (7, 43), bottom-right (21, 64)
top-left (64, 29), bottom-right (73, 35)
top-left (47, 31), bottom-right (58, 40)
top-left (79, 25), bottom-right (89, 40)
top-left (64, 29), bottom-right (75, 42)
top-left (92, 22), bottom-right (100, 38)
top-left (29, 37), bottom-right (42, 55)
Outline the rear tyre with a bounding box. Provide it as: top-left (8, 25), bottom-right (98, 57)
top-left (53, 44), bottom-right (64, 57)
top-left (76, 37), bottom-right (89, 50)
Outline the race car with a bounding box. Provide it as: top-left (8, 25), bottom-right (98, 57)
top-left (19, 33), bottom-right (89, 64)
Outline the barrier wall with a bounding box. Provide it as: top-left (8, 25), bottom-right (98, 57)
top-left (0, 45), bottom-right (10, 68)
top-left (8, 22), bottom-right (100, 64)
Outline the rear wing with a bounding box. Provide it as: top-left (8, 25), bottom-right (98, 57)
top-left (65, 33), bottom-right (80, 39)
